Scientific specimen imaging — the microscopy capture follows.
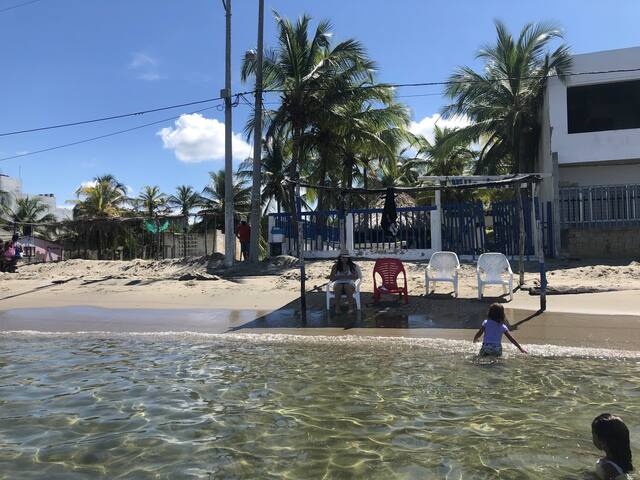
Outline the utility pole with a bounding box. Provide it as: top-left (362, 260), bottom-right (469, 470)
top-left (222, 0), bottom-right (235, 267)
top-left (249, 0), bottom-right (265, 263)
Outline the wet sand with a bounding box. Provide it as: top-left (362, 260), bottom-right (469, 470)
top-left (2, 304), bottom-right (640, 352)
top-left (2, 258), bottom-right (640, 352)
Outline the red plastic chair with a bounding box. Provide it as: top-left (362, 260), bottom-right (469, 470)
top-left (373, 258), bottom-right (409, 304)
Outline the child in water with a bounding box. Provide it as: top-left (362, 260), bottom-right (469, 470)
top-left (592, 413), bottom-right (634, 479)
top-left (473, 303), bottom-right (527, 356)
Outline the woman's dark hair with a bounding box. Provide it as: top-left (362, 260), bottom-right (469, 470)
top-left (335, 256), bottom-right (357, 274)
top-left (592, 413), bottom-right (634, 473)
top-left (487, 303), bottom-right (505, 323)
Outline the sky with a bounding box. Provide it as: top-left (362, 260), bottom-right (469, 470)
top-left (1, 0), bottom-right (639, 208)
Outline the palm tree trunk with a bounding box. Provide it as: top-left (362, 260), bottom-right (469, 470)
top-left (315, 159), bottom-right (328, 250)
top-left (290, 124), bottom-right (303, 256)
top-left (513, 137), bottom-right (526, 287)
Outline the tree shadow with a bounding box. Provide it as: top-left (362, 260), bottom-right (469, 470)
top-left (0, 277), bottom-right (78, 302)
top-left (510, 309), bottom-right (545, 330)
top-left (228, 290), bottom-right (533, 332)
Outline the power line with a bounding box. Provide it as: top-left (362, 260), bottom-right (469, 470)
top-left (0, 104), bottom-right (222, 162)
top-left (0, 0), bottom-right (43, 14)
top-left (262, 67), bottom-right (640, 93)
top-left (0, 95), bottom-right (233, 138)
top-left (1, 66), bottom-right (639, 139)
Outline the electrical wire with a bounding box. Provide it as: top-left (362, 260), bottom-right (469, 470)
top-left (0, 0), bottom-right (43, 14)
top-left (0, 95), bottom-right (236, 138)
top-left (262, 67), bottom-right (640, 93)
top-left (0, 103), bottom-right (223, 162)
top-left (1, 67), bottom-right (638, 139)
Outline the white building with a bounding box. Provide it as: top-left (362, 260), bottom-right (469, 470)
top-left (0, 174), bottom-right (71, 222)
top-left (538, 46), bottom-right (640, 257)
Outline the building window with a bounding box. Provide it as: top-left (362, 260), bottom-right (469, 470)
top-left (567, 79), bottom-right (640, 134)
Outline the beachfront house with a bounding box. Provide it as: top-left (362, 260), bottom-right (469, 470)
top-left (21, 236), bottom-right (64, 263)
top-left (0, 174), bottom-right (72, 222)
top-left (538, 46), bottom-right (640, 258)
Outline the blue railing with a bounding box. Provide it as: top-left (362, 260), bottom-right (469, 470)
top-left (441, 199), bottom-right (554, 258)
top-left (271, 210), bottom-right (342, 252)
top-left (560, 184), bottom-right (640, 228)
top-left (351, 206), bottom-right (434, 251)
top-left (442, 202), bottom-right (485, 256)
top-left (269, 205), bottom-right (435, 252)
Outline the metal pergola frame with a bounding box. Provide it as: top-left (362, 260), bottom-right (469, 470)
top-left (289, 173), bottom-right (549, 313)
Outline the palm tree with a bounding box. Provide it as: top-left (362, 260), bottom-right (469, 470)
top-left (72, 175), bottom-right (129, 259)
top-left (74, 174), bottom-right (128, 218)
top-left (0, 190), bottom-right (11, 220)
top-left (136, 186), bottom-right (167, 218)
top-left (371, 157), bottom-right (419, 189)
top-left (241, 12), bottom-right (376, 202)
top-left (9, 196), bottom-right (56, 224)
top-left (166, 185), bottom-right (201, 256)
top-left (201, 169), bottom-right (251, 223)
top-left (443, 21), bottom-right (572, 174)
top-left (238, 135), bottom-right (292, 214)
top-left (168, 185), bottom-right (201, 217)
top-left (413, 125), bottom-right (476, 177)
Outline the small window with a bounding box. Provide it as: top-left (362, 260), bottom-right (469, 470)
top-left (567, 80), bottom-right (640, 134)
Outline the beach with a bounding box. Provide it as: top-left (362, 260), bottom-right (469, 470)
top-left (1, 256), bottom-right (639, 350)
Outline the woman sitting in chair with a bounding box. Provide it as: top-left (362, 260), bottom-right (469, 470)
top-left (329, 250), bottom-right (361, 313)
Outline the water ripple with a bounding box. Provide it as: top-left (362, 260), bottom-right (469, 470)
top-left (0, 333), bottom-right (638, 478)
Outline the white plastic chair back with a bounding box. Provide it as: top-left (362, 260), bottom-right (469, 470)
top-left (478, 253), bottom-right (511, 282)
top-left (429, 251), bottom-right (460, 279)
top-left (326, 268), bottom-right (362, 310)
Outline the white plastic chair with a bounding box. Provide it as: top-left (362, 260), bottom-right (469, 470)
top-left (326, 274), bottom-right (362, 310)
top-left (426, 251), bottom-right (460, 297)
top-left (477, 253), bottom-right (514, 301)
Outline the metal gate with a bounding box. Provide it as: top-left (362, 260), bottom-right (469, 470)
top-left (441, 201), bottom-right (486, 256)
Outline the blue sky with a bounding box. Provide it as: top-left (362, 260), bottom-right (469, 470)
top-left (1, 0), bottom-right (639, 207)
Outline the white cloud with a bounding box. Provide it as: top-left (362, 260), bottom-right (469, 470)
top-left (80, 180), bottom-right (97, 189)
top-left (129, 52), bottom-right (157, 69)
top-left (409, 114), bottom-right (471, 143)
top-left (129, 52), bottom-right (163, 81)
top-left (137, 72), bottom-right (162, 81)
top-left (157, 113), bottom-right (252, 163)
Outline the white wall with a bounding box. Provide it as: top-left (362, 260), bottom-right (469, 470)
top-left (559, 162), bottom-right (640, 186)
top-left (547, 47), bottom-right (640, 166)
top-left (0, 175), bottom-right (22, 212)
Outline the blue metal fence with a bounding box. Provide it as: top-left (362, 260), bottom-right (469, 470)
top-left (269, 205), bottom-right (435, 253)
top-left (271, 210), bottom-right (342, 252)
top-left (270, 200), bottom-right (555, 257)
top-left (441, 202), bottom-right (485, 256)
top-left (351, 206), bottom-right (434, 251)
top-left (560, 184), bottom-right (640, 228)
top-left (441, 199), bottom-right (554, 258)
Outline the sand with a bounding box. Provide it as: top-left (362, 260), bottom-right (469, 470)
top-left (1, 256), bottom-right (640, 350)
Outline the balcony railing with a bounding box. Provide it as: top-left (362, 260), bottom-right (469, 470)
top-left (559, 184), bottom-right (640, 228)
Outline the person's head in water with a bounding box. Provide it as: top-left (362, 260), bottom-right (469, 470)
top-left (592, 413), bottom-right (634, 473)
top-left (335, 250), bottom-right (356, 274)
top-left (487, 303), bottom-right (505, 324)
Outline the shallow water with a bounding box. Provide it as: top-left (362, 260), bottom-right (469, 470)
top-left (1, 333), bottom-right (639, 479)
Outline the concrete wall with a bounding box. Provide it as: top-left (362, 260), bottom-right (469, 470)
top-left (162, 230), bottom-right (239, 259)
top-left (562, 227), bottom-right (640, 258)
top-left (0, 174), bottom-right (22, 212)
top-left (545, 47), bottom-right (640, 168)
top-left (559, 162), bottom-right (640, 186)
top-left (0, 175), bottom-right (69, 221)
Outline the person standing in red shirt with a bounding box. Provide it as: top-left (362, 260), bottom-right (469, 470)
top-left (235, 220), bottom-right (251, 261)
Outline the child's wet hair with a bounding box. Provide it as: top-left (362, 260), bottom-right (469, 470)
top-left (487, 303), bottom-right (505, 323)
top-left (592, 413), bottom-right (634, 473)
